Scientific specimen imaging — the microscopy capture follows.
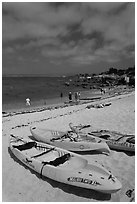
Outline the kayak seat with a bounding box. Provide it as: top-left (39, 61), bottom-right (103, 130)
top-left (13, 142), bottom-right (37, 151)
top-left (126, 137), bottom-right (135, 144)
top-left (42, 153), bottom-right (71, 167)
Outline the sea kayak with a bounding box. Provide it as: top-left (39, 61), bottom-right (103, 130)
top-left (9, 134), bottom-right (122, 194)
top-left (88, 130), bottom-right (135, 152)
top-left (30, 126), bottom-right (110, 154)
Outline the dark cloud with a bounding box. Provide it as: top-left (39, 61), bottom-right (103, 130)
top-left (108, 2), bottom-right (131, 15)
top-left (2, 2), bottom-right (135, 75)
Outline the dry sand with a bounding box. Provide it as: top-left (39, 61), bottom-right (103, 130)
top-left (2, 90), bottom-right (135, 202)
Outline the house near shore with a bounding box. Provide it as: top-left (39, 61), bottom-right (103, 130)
top-left (63, 66), bottom-right (135, 89)
top-left (121, 74), bottom-right (135, 86)
top-left (94, 73), bottom-right (118, 79)
top-left (124, 75), bottom-right (130, 83)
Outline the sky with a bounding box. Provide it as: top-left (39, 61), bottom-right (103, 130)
top-left (2, 2), bottom-right (135, 76)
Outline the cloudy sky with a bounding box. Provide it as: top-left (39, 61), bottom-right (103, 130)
top-left (2, 2), bottom-right (135, 76)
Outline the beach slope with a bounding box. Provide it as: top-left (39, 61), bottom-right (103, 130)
top-left (2, 91), bottom-right (135, 202)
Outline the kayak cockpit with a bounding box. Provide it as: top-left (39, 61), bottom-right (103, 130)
top-left (12, 141), bottom-right (87, 169)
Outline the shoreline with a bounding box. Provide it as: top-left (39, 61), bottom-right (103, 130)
top-left (2, 88), bottom-right (101, 112)
top-left (2, 85), bottom-right (134, 117)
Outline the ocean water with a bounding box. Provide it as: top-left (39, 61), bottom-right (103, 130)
top-left (2, 76), bottom-right (97, 111)
top-left (3, 77), bottom-right (67, 102)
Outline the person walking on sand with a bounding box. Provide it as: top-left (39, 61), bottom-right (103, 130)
top-left (69, 92), bottom-right (72, 102)
top-left (26, 98), bottom-right (31, 106)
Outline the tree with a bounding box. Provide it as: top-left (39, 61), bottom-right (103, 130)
top-left (108, 68), bottom-right (118, 74)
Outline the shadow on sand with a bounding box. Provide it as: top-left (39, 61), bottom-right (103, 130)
top-left (110, 148), bottom-right (135, 156)
top-left (8, 147), bottom-right (111, 201)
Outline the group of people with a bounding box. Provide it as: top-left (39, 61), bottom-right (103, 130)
top-left (25, 91), bottom-right (81, 107)
top-left (100, 88), bottom-right (106, 94)
top-left (68, 91), bottom-right (80, 103)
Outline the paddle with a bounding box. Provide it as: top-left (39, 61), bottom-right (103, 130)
top-left (10, 134), bottom-right (26, 143)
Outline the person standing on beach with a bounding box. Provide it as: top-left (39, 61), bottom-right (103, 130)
top-left (69, 92), bottom-right (72, 102)
top-left (78, 92), bottom-right (81, 102)
top-left (74, 92), bottom-right (78, 102)
top-left (26, 98), bottom-right (31, 106)
top-left (60, 92), bottom-right (63, 100)
top-left (103, 88), bottom-right (106, 94)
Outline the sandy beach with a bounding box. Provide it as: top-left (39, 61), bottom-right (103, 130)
top-left (2, 88), bottom-right (135, 202)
